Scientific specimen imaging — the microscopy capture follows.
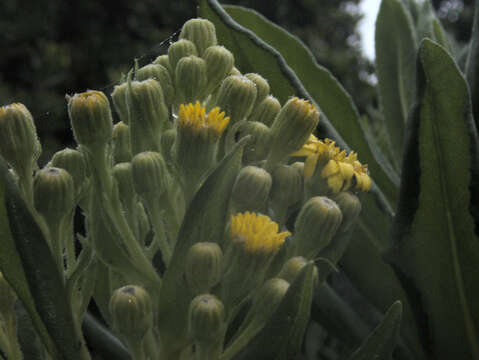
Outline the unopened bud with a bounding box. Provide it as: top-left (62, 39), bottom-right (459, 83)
top-left (175, 55), bottom-right (208, 104)
top-left (34, 167), bottom-right (74, 224)
top-left (168, 39), bottom-right (198, 73)
top-left (229, 67), bottom-right (241, 76)
top-left (0, 103), bottom-right (41, 170)
top-left (180, 18), bottom-right (217, 56)
top-left (215, 75), bottom-right (257, 124)
top-left (109, 285), bottom-right (153, 340)
top-left (204, 45), bottom-right (234, 93)
top-left (236, 121), bottom-right (271, 164)
top-left (136, 64), bottom-right (175, 106)
top-left (270, 164), bottom-right (303, 209)
top-left (160, 128), bottom-right (176, 158)
top-left (231, 166), bottom-right (272, 213)
top-left (153, 55), bottom-right (172, 73)
top-left (294, 196), bottom-right (342, 259)
top-left (245, 73), bottom-right (269, 109)
top-left (113, 162), bottom-right (136, 206)
top-left (185, 242), bottom-right (223, 295)
top-left (331, 191), bottom-right (361, 232)
top-left (278, 256), bottom-right (319, 288)
top-left (248, 95), bottom-right (281, 127)
top-left (250, 278), bottom-right (289, 324)
top-left (111, 83), bottom-right (130, 124)
top-left (68, 90), bottom-right (113, 149)
top-left (112, 121), bottom-right (132, 163)
top-left (189, 294), bottom-right (225, 343)
top-left (50, 148), bottom-right (87, 194)
top-left (131, 151), bottom-right (168, 199)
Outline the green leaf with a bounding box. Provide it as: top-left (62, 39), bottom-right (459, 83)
top-left (466, 0), bottom-right (479, 132)
top-left (229, 263), bottom-right (314, 360)
top-left (0, 156), bottom-right (89, 360)
top-left (157, 137), bottom-right (249, 354)
top-left (198, 0), bottom-right (400, 210)
top-left (349, 301), bottom-right (403, 360)
top-left (375, 0), bottom-right (417, 167)
top-left (388, 39), bottom-right (479, 359)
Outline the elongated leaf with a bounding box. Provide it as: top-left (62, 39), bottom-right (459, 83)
top-left (157, 137), bottom-right (249, 353)
top-left (230, 263), bottom-right (314, 360)
top-left (466, 0), bottom-right (479, 132)
top-left (0, 157), bottom-right (89, 360)
top-left (376, 0), bottom-right (417, 167)
top-left (198, 0), bottom-right (399, 209)
top-left (388, 39), bottom-right (479, 359)
top-left (349, 301), bottom-right (403, 360)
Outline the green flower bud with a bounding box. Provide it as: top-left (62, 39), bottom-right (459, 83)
top-left (215, 75), bottom-right (257, 124)
top-left (236, 121), bottom-right (271, 164)
top-left (34, 167), bottom-right (74, 224)
top-left (185, 242), bottom-right (223, 295)
top-left (250, 278), bottom-right (289, 324)
top-left (68, 90), bottom-right (113, 149)
top-left (168, 39), bottom-right (198, 73)
top-left (113, 162), bottom-right (136, 206)
top-left (153, 54), bottom-right (172, 73)
top-left (294, 196), bottom-right (342, 259)
top-left (131, 151), bottom-right (168, 199)
top-left (136, 64), bottom-right (175, 106)
top-left (175, 55), bottom-right (208, 104)
top-left (112, 121), bottom-right (132, 163)
top-left (229, 67), bottom-right (241, 76)
top-left (0, 103), bottom-right (41, 171)
top-left (203, 45), bottom-right (234, 93)
top-left (0, 272), bottom-right (17, 314)
top-left (245, 73), bottom-right (269, 109)
top-left (330, 191), bottom-right (361, 232)
top-left (109, 285), bottom-right (153, 340)
top-left (266, 97), bottom-right (319, 169)
top-left (188, 294), bottom-right (225, 343)
top-left (160, 128), bottom-right (176, 158)
top-left (270, 164), bottom-right (303, 210)
top-left (127, 79), bottom-right (168, 155)
top-left (291, 161), bottom-right (304, 176)
top-left (231, 166), bottom-right (272, 213)
top-left (278, 256), bottom-right (319, 288)
top-left (179, 18), bottom-right (217, 56)
top-left (111, 83), bottom-right (130, 124)
top-left (50, 148), bottom-right (87, 194)
top-left (248, 95), bottom-right (281, 127)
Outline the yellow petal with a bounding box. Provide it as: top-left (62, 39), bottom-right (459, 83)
top-left (304, 153), bottom-right (320, 179)
top-left (321, 160), bottom-right (339, 178)
top-left (327, 174), bottom-right (344, 193)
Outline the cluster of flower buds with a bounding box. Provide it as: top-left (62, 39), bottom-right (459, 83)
top-left (0, 16), bottom-right (372, 360)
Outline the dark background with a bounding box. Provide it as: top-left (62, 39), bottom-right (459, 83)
top-left (0, 0), bottom-right (472, 164)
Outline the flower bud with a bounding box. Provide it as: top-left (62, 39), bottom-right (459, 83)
top-left (188, 294), bottom-right (225, 343)
top-left (267, 97), bottom-right (319, 168)
top-left (231, 166), bottom-right (272, 213)
top-left (248, 95), bottom-right (281, 127)
top-left (112, 121), bottom-right (132, 163)
top-left (50, 148), bottom-right (87, 194)
top-left (245, 73), bottom-right (269, 109)
top-left (278, 256), bottom-right (319, 288)
top-left (229, 67), bottom-right (241, 76)
top-left (113, 162), bottom-right (136, 206)
top-left (185, 242), bottom-right (223, 295)
top-left (249, 278), bottom-right (289, 324)
top-left (127, 79), bottom-right (168, 155)
top-left (291, 161), bottom-right (304, 176)
top-left (270, 164), bottom-right (303, 210)
top-left (294, 196), bottom-right (342, 259)
top-left (0, 103), bottom-right (41, 170)
top-left (203, 45), bottom-right (234, 93)
top-left (168, 39), bottom-right (198, 73)
top-left (331, 191), bottom-right (361, 232)
top-left (68, 90), bottom-right (113, 149)
top-left (175, 55), bottom-right (208, 104)
top-left (180, 18), bottom-right (217, 56)
top-left (0, 272), bottom-right (17, 314)
top-left (131, 151), bottom-right (168, 199)
top-left (215, 75), bottom-right (257, 124)
top-left (236, 121), bottom-right (271, 164)
top-left (153, 54), bottom-right (172, 73)
top-left (111, 83), bottom-right (130, 124)
top-left (136, 64), bottom-right (175, 106)
top-left (34, 167), bottom-right (74, 224)
top-left (160, 128), bottom-right (176, 158)
top-left (109, 285), bottom-right (153, 340)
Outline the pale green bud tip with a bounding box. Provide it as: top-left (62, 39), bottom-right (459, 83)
top-left (232, 166), bottom-right (272, 213)
top-left (278, 256), bottom-right (318, 287)
top-left (180, 18), bottom-right (217, 56)
top-left (168, 39), bottom-right (198, 72)
top-left (0, 103), bottom-right (41, 169)
top-left (270, 164), bottom-right (303, 207)
top-left (189, 294), bottom-right (225, 342)
top-left (111, 83), bottom-right (129, 124)
top-left (109, 285), bottom-right (153, 338)
top-left (68, 90), bottom-right (113, 147)
top-left (204, 46), bottom-right (234, 92)
top-left (251, 278), bottom-right (289, 322)
top-left (112, 121), bottom-right (131, 163)
top-left (0, 272), bottom-right (17, 312)
top-left (153, 54), bottom-right (171, 71)
top-left (237, 121), bottom-right (271, 164)
top-left (136, 64), bottom-right (174, 106)
top-left (34, 167), bottom-right (74, 221)
top-left (131, 151), bottom-right (168, 198)
top-left (248, 95), bottom-right (281, 126)
top-left (331, 191), bottom-right (361, 231)
top-left (294, 196), bottom-right (342, 259)
top-left (216, 75), bottom-right (257, 123)
top-left (175, 56), bottom-right (208, 104)
top-left (245, 73), bottom-right (270, 106)
top-left (51, 148), bottom-right (87, 190)
top-left (185, 242), bottom-right (223, 295)
top-left (113, 162), bottom-right (135, 201)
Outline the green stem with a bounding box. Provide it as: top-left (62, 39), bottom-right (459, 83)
top-left (143, 328), bottom-right (159, 360)
top-left (48, 219), bottom-right (65, 281)
top-left (4, 313), bottom-right (23, 360)
top-left (126, 338), bottom-right (146, 360)
top-left (144, 198), bottom-right (172, 266)
top-left (17, 163), bottom-right (34, 208)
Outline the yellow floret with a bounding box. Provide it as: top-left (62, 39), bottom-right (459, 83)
top-left (178, 101), bottom-right (230, 137)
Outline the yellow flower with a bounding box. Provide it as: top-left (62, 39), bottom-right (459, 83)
top-left (178, 101), bottom-right (229, 137)
top-left (230, 212), bottom-right (290, 254)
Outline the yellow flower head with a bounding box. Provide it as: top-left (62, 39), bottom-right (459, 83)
top-left (178, 101), bottom-right (230, 137)
top-left (230, 212), bottom-right (290, 254)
